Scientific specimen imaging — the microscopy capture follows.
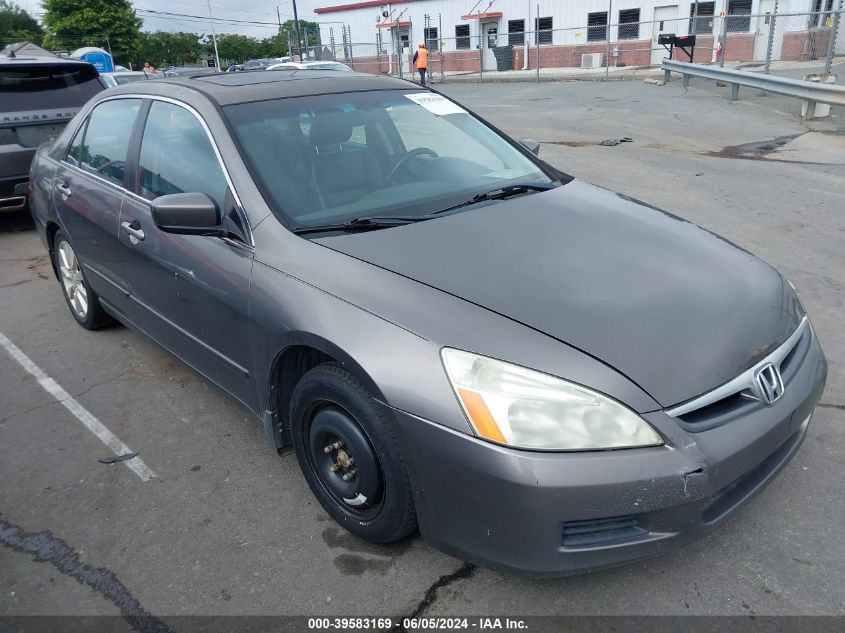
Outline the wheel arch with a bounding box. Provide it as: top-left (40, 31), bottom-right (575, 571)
top-left (264, 332), bottom-right (389, 451)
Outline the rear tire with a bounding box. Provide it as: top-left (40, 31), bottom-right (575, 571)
top-left (52, 231), bottom-right (111, 330)
top-left (290, 363), bottom-right (417, 543)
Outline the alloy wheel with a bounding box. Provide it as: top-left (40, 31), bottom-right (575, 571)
top-left (57, 240), bottom-right (88, 319)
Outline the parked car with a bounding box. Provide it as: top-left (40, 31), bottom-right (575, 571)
top-left (226, 64), bottom-right (243, 72)
top-left (241, 58), bottom-right (286, 71)
top-left (162, 66), bottom-right (220, 76)
top-left (99, 71), bottom-right (153, 88)
top-left (1, 54), bottom-right (103, 213)
top-left (268, 61), bottom-right (352, 72)
top-left (29, 70), bottom-right (827, 576)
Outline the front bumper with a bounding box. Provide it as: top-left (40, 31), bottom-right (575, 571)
top-left (391, 330), bottom-right (827, 576)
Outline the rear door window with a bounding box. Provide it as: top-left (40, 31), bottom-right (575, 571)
top-left (66, 99), bottom-right (142, 187)
top-left (0, 64), bottom-right (102, 110)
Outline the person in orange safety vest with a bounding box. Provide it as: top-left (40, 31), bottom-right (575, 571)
top-left (413, 42), bottom-right (428, 87)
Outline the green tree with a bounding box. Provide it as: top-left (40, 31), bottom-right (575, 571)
top-left (0, 0), bottom-right (43, 46)
top-left (259, 33), bottom-right (287, 58)
top-left (42, 0), bottom-right (142, 65)
top-left (140, 31), bottom-right (202, 67)
top-left (208, 33), bottom-right (264, 64)
top-left (279, 19), bottom-right (321, 55)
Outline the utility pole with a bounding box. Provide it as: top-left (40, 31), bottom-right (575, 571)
top-left (292, 0), bottom-right (304, 60)
top-left (277, 6), bottom-right (284, 56)
top-left (207, 0), bottom-right (221, 70)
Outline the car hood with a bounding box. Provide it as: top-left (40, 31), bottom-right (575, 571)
top-left (316, 180), bottom-right (802, 407)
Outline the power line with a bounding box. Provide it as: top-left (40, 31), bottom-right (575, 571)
top-left (136, 8), bottom-right (282, 26)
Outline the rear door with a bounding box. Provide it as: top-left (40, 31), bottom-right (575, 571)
top-left (0, 62), bottom-right (102, 208)
top-left (53, 98), bottom-right (143, 313)
top-left (119, 99), bottom-right (257, 409)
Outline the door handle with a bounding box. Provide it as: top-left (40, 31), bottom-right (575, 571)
top-left (56, 183), bottom-right (72, 197)
top-left (121, 220), bottom-right (145, 242)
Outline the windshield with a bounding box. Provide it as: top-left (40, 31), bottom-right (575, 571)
top-left (225, 90), bottom-right (555, 229)
top-left (0, 64), bottom-right (102, 111)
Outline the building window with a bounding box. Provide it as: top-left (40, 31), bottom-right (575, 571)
top-left (534, 16), bottom-right (553, 44)
top-left (810, 0), bottom-right (835, 28)
top-left (689, 1), bottom-right (715, 35)
top-left (726, 0), bottom-right (752, 33)
top-left (424, 27), bottom-right (438, 51)
top-left (455, 24), bottom-right (470, 50)
top-left (587, 12), bottom-right (608, 42)
top-left (618, 9), bottom-right (640, 40)
top-left (508, 19), bottom-right (525, 46)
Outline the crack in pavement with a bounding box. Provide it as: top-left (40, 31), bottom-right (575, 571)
top-left (0, 517), bottom-right (171, 633)
top-left (818, 403), bottom-right (845, 411)
top-left (70, 369), bottom-right (132, 401)
top-left (0, 398), bottom-right (61, 425)
top-left (400, 563), bottom-right (477, 629)
top-left (0, 370), bottom-right (132, 426)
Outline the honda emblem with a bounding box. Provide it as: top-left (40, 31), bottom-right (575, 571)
top-left (754, 363), bottom-right (784, 405)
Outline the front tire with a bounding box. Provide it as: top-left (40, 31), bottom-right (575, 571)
top-left (52, 231), bottom-right (111, 330)
top-left (290, 363), bottom-right (417, 543)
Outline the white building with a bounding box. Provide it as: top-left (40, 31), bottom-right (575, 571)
top-left (313, 0), bottom-right (840, 72)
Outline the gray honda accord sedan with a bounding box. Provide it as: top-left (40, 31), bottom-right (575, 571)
top-left (29, 71), bottom-right (827, 575)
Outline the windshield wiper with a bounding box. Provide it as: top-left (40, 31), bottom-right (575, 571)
top-left (292, 215), bottom-right (427, 235)
top-left (429, 182), bottom-right (557, 216)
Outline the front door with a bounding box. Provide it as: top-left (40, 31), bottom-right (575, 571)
top-left (53, 98), bottom-right (143, 313)
top-left (652, 5), bottom-right (680, 65)
top-left (482, 22), bottom-right (499, 71)
top-left (119, 99), bottom-right (257, 410)
top-left (754, 0), bottom-right (784, 61)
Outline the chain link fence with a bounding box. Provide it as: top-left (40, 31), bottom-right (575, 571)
top-left (322, 9), bottom-right (842, 83)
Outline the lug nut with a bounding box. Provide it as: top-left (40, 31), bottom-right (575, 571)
top-left (332, 441), bottom-right (343, 450)
top-left (342, 469), bottom-right (357, 482)
top-left (330, 463), bottom-right (340, 472)
top-left (323, 444), bottom-right (333, 454)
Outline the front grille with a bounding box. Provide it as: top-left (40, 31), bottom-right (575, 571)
top-left (667, 317), bottom-right (810, 431)
top-left (562, 515), bottom-right (648, 548)
top-left (676, 391), bottom-right (757, 427)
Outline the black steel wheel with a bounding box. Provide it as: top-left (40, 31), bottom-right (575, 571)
top-left (291, 363), bottom-right (417, 543)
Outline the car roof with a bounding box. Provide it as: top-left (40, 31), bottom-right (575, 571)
top-left (0, 55), bottom-right (95, 68)
top-left (105, 70), bottom-right (417, 106)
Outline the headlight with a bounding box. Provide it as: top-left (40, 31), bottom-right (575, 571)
top-left (441, 348), bottom-right (663, 451)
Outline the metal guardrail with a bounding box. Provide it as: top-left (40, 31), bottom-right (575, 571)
top-left (662, 59), bottom-right (844, 118)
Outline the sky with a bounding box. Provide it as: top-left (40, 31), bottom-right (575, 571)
top-left (23, 0), bottom-right (334, 39)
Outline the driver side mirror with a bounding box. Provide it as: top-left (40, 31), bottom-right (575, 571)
top-left (520, 139), bottom-right (540, 156)
top-left (151, 192), bottom-right (222, 236)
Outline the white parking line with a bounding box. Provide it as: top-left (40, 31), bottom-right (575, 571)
top-left (0, 331), bottom-right (157, 482)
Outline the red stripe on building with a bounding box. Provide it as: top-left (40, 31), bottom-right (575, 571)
top-left (376, 21), bottom-right (412, 28)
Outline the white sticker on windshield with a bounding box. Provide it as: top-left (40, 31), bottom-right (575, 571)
top-left (404, 93), bottom-right (466, 116)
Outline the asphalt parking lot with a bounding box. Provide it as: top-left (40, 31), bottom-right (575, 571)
top-left (1, 77), bottom-right (844, 622)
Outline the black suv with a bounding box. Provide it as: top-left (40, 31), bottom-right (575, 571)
top-left (1, 54), bottom-right (103, 212)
